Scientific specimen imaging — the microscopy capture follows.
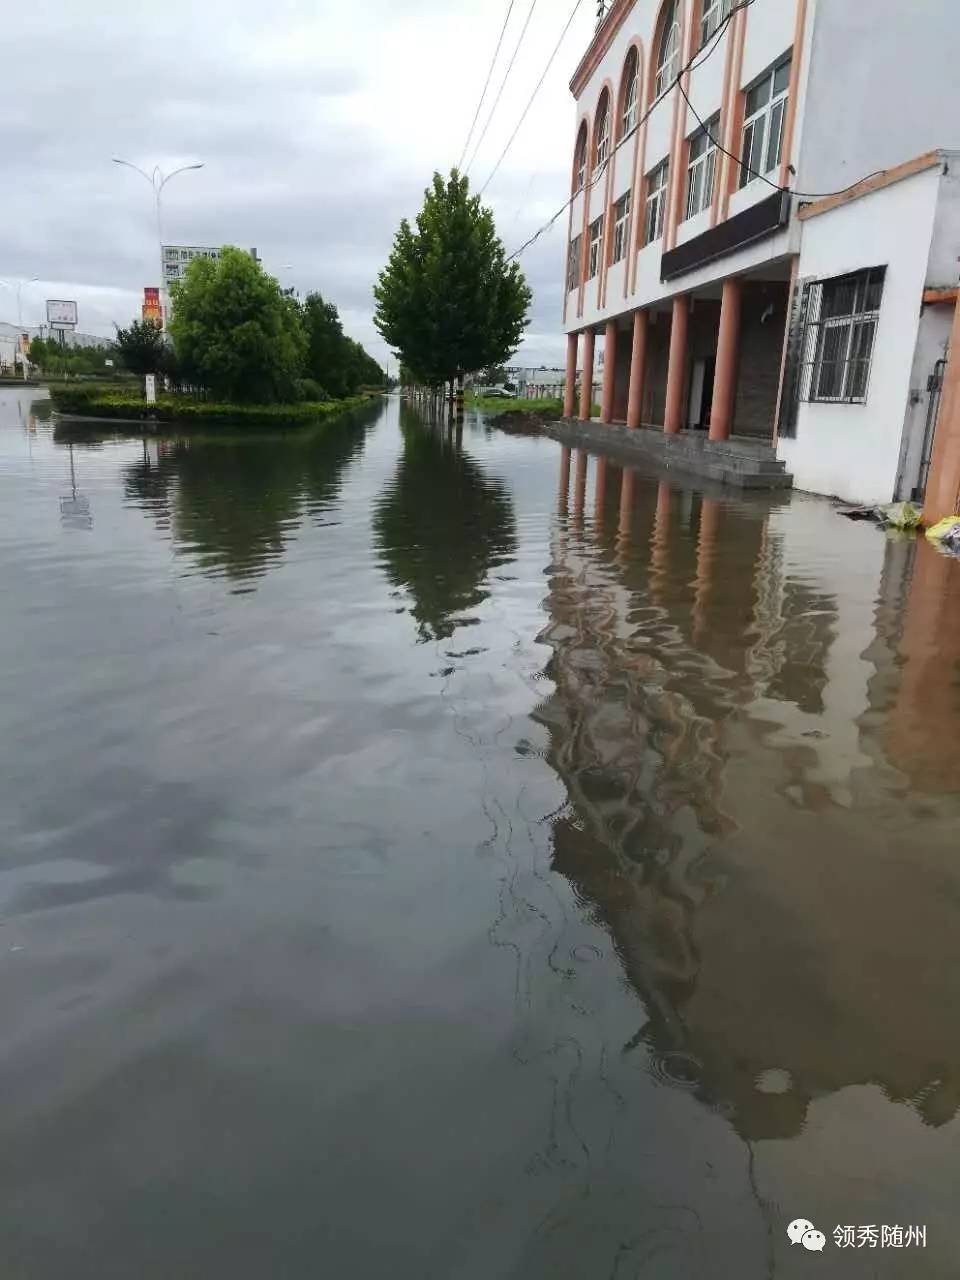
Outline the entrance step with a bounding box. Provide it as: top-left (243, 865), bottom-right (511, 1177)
top-left (545, 419), bottom-right (793, 490)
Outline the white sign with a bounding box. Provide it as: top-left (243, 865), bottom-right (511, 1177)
top-left (144, 374), bottom-right (157, 404)
top-left (46, 299), bottom-right (78, 328)
top-left (161, 245), bottom-right (222, 286)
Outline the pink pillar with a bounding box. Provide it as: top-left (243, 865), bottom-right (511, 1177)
top-left (600, 320), bottom-right (617, 423)
top-left (709, 277), bottom-right (743, 441)
top-left (563, 333), bottom-right (578, 418)
top-left (626, 310), bottom-right (648, 429)
top-left (923, 292), bottom-right (960, 524)
top-left (579, 329), bottom-right (595, 420)
top-left (664, 295), bottom-right (689, 434)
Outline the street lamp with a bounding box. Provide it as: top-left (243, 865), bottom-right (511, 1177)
top-left (0, 275), bottom-right (39, 326)
top-left (112, 158), bottom-right (204, 319)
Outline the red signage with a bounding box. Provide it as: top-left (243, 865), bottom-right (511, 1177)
top-left (142, 286), bottom-right (162, 324)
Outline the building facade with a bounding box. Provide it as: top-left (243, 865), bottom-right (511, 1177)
top-left (560, 0), bottom-right (960, 515)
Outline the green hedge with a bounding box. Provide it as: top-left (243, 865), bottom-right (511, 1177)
top-left (49, 387), bottom-right (373, 427)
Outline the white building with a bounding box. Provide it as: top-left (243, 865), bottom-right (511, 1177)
top-left (560, 0), bottom-right (960, 517)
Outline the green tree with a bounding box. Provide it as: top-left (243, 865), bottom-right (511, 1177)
top-left (115, 319), bottom-right (167, 377)
top-left (169, 246), bottom-right (306, 403)
top-left (301, 292), bottom-right (384, 397)
top-left (373, 170), bottom-right (530, 393)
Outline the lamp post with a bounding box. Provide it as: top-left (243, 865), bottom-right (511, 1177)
top-left (112, 158), bottom-right (204, 323)
top-left (0, 275), bottom-right (38, 327)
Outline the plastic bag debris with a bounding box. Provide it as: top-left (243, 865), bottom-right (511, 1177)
top-left (924, 515), bottom-right (960, 555)
top-left (879, 501), bottom-right (923, 530)
top-left (839, 501), bottom-right (922, 529)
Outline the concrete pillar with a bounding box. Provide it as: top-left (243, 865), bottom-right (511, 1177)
top-left (650, 480), bottom-right (672, 605)
top-left (594, 454), bottom-right (608, 517)
top-left (664, 295), bottom-right (689, 434)
top-left (579, 329), bottom-right (595, 421)
top-left (563, 333), bottom-right (578, 418)
top-left (626, 310), bottom-right (648, 430)
top-left (555, 448), bottom-right (570, 512)
top-left (923, 293), bottom-right (960, 525)
top-left (572, 448), bottom-right (588, 523)
top-left (618, 467), bottom-right (635, 544)
top-left (709, 277), bottom-right (743, 441)
top-left (693, 497), bottom-right (722, 640)
top-left (600, 320), bottom-right (617, 423)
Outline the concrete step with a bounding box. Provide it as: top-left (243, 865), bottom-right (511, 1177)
top-left (545, 418), bottom-right (793, 491)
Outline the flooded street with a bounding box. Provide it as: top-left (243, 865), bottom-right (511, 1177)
top-left (1, 386), bottom-right (959, 1277)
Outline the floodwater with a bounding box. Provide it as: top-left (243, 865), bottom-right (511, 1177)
top-left (1, 387), bottom-right (959, 1279)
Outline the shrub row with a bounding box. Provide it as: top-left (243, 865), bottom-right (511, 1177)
top-left (49, 388), bottom-right (374, 427)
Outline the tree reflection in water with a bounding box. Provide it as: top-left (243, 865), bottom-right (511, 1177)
top-left (118, 407), bottom-right (378, 587)
top-left (373, 408), bottom-right (517, 641)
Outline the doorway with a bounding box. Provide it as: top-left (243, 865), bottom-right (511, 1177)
top-left (688, 356), bottom-right (715, 430)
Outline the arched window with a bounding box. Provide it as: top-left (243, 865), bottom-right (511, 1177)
top-left (654, 0), bottom-right (680, 99)
top-left (619, 47), bottom-right (639, 139)
top-left (573, 122), bottom-right (587, 192)
top-left (594, 90), bottom-right (611, 170)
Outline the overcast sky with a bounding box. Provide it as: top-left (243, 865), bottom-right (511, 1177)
top-left (3, 0), bottom-right (596, 369)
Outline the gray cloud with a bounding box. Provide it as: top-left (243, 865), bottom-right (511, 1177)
top-left (3, 0), bottom-right (594, 368)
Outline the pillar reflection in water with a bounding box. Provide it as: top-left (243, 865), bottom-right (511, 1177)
top-left (558, 446), bottom-right (571, 517)
top-left (571, 448), bottom-right (588, 527)
top-left (541, 443), bottom-right (960, 1158)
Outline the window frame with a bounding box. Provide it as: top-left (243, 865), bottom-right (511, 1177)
top-left (595, 93), bottom-right (611, 171)
top-left (643, 159), bottom-right (669, 246)
top-left (654, 0), bottom-right (681, 101)
top-left (567, 234), bottom-right (583, 293)
top-left (620, 48), bottom-right (640, 139)
top-left (798, 267), bottom-right (886, 405)
top-left (612, 191), bottom-right (631, 264)
top-left (738, 56), bottom-right (791, 189)
top-left (683, 118), bottom-right (719, 221)
top-left (587, 217), bottom-right (604, 279)
top-left (573, 127), bottom-right (587, 193)
top-left (700, 0), bottom-right (731, 48)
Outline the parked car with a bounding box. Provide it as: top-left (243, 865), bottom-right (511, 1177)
top-left (483, 386), bottom-right (516, 399)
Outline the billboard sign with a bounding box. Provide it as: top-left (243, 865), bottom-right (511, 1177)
top-left (47, 299), bottom-right (78, 329)
top-left (162, 245), bottom-right (222, 287)
top-left (142, 286), bottom-right (162, 324)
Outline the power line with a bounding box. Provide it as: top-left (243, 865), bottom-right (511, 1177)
top-left (504, 0), bottom-right (891, 263)
top-left (478, 0), bottom-right (586, 197)
top-left (457, 0), bottom-right (516, 172)
top-left (675, 75), bottom-right (887, 200)
top-left (465, 0), bottom-right (540, 176)
top-left (502, 0), bottom-right (747, 259)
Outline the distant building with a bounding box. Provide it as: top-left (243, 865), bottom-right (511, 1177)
top-left (560, 0), bottom-right (960, 516)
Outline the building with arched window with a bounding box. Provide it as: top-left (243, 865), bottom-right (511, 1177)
top-left (559, 0), bottom-right (960, 517)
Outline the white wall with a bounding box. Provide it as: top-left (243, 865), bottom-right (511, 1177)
top-left (778, 167), bottom-right (941, 504)
top-left (892, 301), bottom-right (953, 502)
top-left (796, 0), bottom-right (960, 198)
top-left (924, 154), bottom-right (960, 288)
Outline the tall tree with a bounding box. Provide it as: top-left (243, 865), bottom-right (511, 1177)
top-left (373, 170), bottom-right (530, 392)
top-left (301, 292), bottom-right (384, 397)
top-left (169, 247), bottom-right (305, 403)
top-left (114, 321), bottom-right (167, 377)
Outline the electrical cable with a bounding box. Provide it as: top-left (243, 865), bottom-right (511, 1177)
top-left (477, 0), bottom-right (586, 196)
top-left (503, 0), bottom-right (891, 262)
top-left (502, 0), bottom-right (747, 259)
top-left (465, 0), bottom-right (540, 176)
top-left (675, 75), bottom-right (886, 200)
top-left (458, 0), bottom-right (516, 172)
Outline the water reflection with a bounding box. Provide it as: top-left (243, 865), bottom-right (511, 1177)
top-left (111, 408), bottom-right (378, 586)
top-left (373, 408), bottom-right (517, 641)
top-left (538, 448), bottom-right (960, 1143)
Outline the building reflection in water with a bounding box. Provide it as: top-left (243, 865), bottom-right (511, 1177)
top-left (537, 448), bottom-right (960, 1142)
